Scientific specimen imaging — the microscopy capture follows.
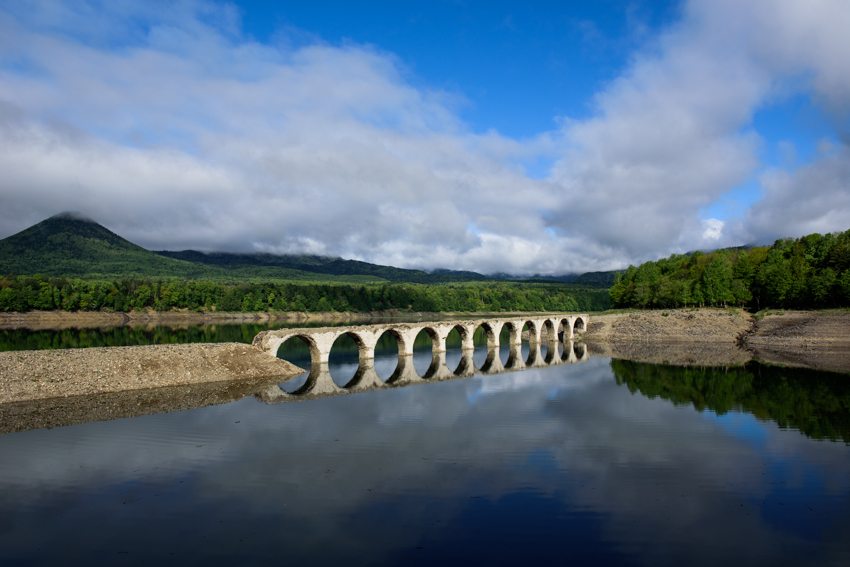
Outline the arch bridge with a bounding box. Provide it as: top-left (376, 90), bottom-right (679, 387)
top-left (252, 314), bottom-right (589, 402)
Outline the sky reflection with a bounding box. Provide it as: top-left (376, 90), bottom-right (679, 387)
top-left (0, 356), bottom-right (848, 566)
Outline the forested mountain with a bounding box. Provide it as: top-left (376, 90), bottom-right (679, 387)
top-left (0, 214), bottom-right (484, 284)
top-left (572, 270), bottom-right (622, 287)
top-left (0, 213), bottom-right (221, 280)
top-left (155, 250), bottom-right (489, 283)
top-left (0, 277), bottom-right (610, 314)
top-left (609, 230), bottom-right (850, 309)
top-left (0, 213), bottom-right (614, 314)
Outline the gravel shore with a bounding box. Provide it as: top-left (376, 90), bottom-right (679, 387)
top-left (0, 374), bottom-right (287, 435)
top-left (583, 308), bottom-right (753, 342)
top-left (583, 308), bottom-right (850, 373)
top-left (741, 310), bottom-right (850, 373)
top-left (1, 308), bottom-right (848, 435)
top-left (0, 343), bottom-right (304, 404)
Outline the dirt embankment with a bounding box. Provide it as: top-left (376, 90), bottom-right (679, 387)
top-left (740, 310), bottom-right (850, 373)
top-left (0, 375), bottom-right (287, 435)
top-left (0, 343), bottom-right (304, 405)
top-left (581, 308), bottom-right (850, 373)
top-left (583, 309), bottom-right (753, 343)
top-left (584, 341), bottom-right (753, 368)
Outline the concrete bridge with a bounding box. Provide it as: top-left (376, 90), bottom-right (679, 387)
top-left (254, 340), bottom-right (589, 404)
top-left (252, 314), bottom-right (589, 402)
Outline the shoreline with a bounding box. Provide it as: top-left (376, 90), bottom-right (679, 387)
top-left (0, 343), bottom-right (304, 405)
top-left (2, 307), bottom-right (848, 410)
top-left (582, 308), bottom-right (850, 373)
top-left (0, 308), bottom-right (562, 331)
top-left (1, 308), bottom-right (849, 435)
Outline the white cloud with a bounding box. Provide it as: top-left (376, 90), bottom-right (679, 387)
top-left (0, 0), bottom-right (849, 275)
top-left (747, 145), bottom-right (850, 241)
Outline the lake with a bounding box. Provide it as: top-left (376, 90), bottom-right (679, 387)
top-left (1, 321), bottom-right (849, 566)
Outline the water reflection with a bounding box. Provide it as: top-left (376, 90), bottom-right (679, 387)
top-left (612, 359), bottom-right (850, 443)
top-left (0, 354), bottom-right (848, 566)
top-left (0, 316), bottom-right (479, 351)
top-left (273, 326), bottom-right (589, 400)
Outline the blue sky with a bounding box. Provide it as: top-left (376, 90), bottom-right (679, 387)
top-left (235, 1), bottom-right (681, 137)
top-left (0, 0), bottom-right (849, 274)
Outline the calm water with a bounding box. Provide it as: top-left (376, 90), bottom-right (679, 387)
top-left (1, 325), bottom-right (849, 566)
top-left (0, 316), bottom-right (460, 352)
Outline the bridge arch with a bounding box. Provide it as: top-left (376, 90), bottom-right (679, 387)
top-left (414, 326), bottom-right (441, 354)
top-left (574, 342), bottom-right (586, 360)
top-left (573, 316), bottom-right (587, 333)
top-left (557, 317), bottom-right (573, 341)
top-left (539, 319), bottom-right (556, 362)
top-left (274, 334), bottom-right (321, 367)
top-left (474, 322), bottom-right (500, 348)
top-left (254, 314), bottom-right (590, 394)
top-left (328, 331), bottom-right (367, 388)
top-left (541, 319), bottom-right (556, 339)
top-left (502, 321), bottom-right (521, 345)
top-left (374, 329), bottom-right (405, 383)
top-left (521, 319), bottom-right (537, 340)
top-left (412, 327), bottom-right (440, 379)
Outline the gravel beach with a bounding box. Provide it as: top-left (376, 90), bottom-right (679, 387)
top-left (583, 308), bottom-right (850, 373)
top-left (0, 343), bottom-right (304, 404)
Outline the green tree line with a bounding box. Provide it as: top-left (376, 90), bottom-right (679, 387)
top-left (611, 359), bottom-right (850, 442)
top-left (0, 276), bottom-right (609, 314)
top-left (609, 229), bottom-right (850, 309)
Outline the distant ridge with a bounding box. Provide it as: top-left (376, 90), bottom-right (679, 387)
top-left (0, 213), bottom-right (491, 283)
top-left (0, 213), bottom-right (617, 286)
top-left (154, 249), bottom-right (490, 283)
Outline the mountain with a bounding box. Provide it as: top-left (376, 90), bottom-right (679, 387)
top-left (0, 213), bottom-right (617, 286)
top-left (0, 213), bottom-right (218, 280)
top-left (155, 250), bottom-right (490, 284)
top-left (571, 270), bottom-right (623, 286)
top-left (0, 214), bottom-right (488, 283)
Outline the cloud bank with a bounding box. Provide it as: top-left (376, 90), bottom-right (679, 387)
top-left (0, 0), bottom-right (849, 274)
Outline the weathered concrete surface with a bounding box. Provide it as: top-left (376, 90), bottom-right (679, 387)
top-left (252, 314), bottom-right (589, 365)
top-left (0, 343), bottom-right (304, 404)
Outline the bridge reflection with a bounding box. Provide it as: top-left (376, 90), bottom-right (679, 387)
top-left (256, 340), bottom-right (589, 404)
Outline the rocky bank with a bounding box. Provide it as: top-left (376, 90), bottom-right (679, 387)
top-left (0, 343), bottom-right (303, 404)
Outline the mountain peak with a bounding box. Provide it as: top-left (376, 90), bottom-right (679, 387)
top-left (49, 211), bottom-right (97, 224)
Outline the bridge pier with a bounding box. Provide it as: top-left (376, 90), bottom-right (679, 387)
top-left (387, 355), bottom-right (421, 385)
top-left (452, 349), bottom-right (476, 378)
top-left (421, 351), bottom-right (454, 380)
top-left (346, 358), bottom-right (384, 390)
top-left (475, 346), bottom-right (503, 375)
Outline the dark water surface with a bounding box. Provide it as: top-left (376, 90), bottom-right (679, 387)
top-left (1, 327), bottom-right (850, 565)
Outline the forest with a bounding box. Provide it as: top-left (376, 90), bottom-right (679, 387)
top-left (0, 277), bottom-right (610, 314)
top-left (609, 229), bottom-right (850, 310)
